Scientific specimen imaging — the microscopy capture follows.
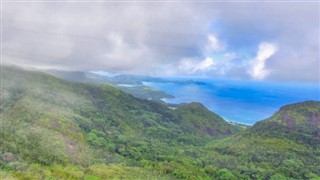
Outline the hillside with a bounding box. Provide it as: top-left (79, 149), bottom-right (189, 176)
top-left (207, 101), bottom-right (320, 179)
top-left (1, 66), bottom-right (319, 179)
top-left (175, 102), bottom-right (240, 137)
top-left (250, 101), bottom-right (320, 146)
top-left (47, 70), bottom-right (174, 101)
top-left (0, 66), bottom-right (238, 179)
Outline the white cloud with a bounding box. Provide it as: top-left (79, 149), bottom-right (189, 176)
top-left (193, 57), bottom-right (215, 72)
top-left (215, 53), bottom-right (237, 75)
top-left (102, 32), bottom-right (151, 71)
top-left (176, 57), bottom-right (215, 75)
top-left (249, 42), bottom-right (278, 80)
top-left (178, 58), bottom-right (196, 73)
top-left (205, 34), bottom-right (225, 53)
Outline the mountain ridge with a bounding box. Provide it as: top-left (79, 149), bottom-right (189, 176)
top-left (249, 101), bottom-right (320, 146)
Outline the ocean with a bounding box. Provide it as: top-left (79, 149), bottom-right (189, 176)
top-left (143, 78), bottom-right (320, 125)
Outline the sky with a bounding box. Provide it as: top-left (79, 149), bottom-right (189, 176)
top-left (2, 1), bottom-right (320, 82)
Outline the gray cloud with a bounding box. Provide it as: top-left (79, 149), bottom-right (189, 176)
top-left (2, 2), bottom-right (319, 82)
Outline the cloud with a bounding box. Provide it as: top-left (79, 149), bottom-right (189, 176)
top-left (2, 2), bottom-right (319, 82)
top-left (2, 2), bottom-right (207, 73)
top-left (193, 57), bottom-right (215, 73)
top-left (176, 57), bottom-right (215, 75)
top-left (205, 34), bottom-right (225, 52)
top-left (249, 43), bottom-right (278, 80)
top-left (177, 58), bottom-right (196, 74)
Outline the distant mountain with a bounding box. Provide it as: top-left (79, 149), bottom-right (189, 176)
top-left (47, 70), bottom-right (174, 101)
top-left (46, 70), bottom-right (102, 83)
top-left (47, 70), bottom-right (206, 102)
top-left (250, 101), bottom-right (320, 146)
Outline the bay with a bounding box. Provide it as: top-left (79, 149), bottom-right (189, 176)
top-left (143, 78), bottom-right (320, 125)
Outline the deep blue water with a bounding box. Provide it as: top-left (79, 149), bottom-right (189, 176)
top-left (143, 78), bottom-right (320, 125)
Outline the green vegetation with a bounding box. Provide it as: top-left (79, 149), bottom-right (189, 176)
top-left (47, 70), bottom-right (174, 101)
top-left (250, 101), bottom-right (320, 147)
top-left (1, 66), bottom-right (319, 179)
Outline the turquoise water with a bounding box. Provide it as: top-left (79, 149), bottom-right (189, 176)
top-left (144, 78), bottom-right (320, 125)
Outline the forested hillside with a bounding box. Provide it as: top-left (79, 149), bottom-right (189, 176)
top-left (47, 70), bottom-right (174, 101)
top-left (1, 66), bottom-right (319, 179)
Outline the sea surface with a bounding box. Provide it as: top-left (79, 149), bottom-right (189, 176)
top-left (143, 78), bottom-right (320, 125)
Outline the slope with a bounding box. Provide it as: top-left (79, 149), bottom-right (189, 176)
top-left (47, 70), bottom-right (173, 101)
top-left (204, 101), bottom-right (320, 179)
top-left (250, 101), bottom-right (320, 146)
top-left (0, 66), bottom-right (239, 179)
